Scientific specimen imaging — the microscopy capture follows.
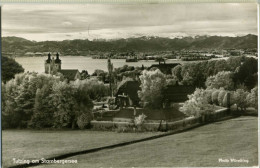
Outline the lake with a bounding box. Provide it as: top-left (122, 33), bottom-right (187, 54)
top-left (15, 56), bottom-right (187, 74)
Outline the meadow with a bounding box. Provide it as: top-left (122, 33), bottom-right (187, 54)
top-left (2, 130), bottom-right (162, 167)
top-left (38, 116), bottom-right (257, 167)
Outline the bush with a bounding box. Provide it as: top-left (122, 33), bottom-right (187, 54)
top-left (77, 112), bottom-right (93, 129)
top-left (134, 113), bottom-right (147, 131)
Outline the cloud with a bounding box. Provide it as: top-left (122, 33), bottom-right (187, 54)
top-left (2, 3), bottom-right (257, 41)
top-left (62, 21), bottom-right (72, 26)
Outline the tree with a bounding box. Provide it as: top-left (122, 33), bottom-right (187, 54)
top-left (52, 81), bottom-right (93, 129)
top-left (2, 56), bottom-right (24, 83)
top-left (2, 72), bottom-right (95, 129)
top-left (2, 73), bottom-right (58, 128)
top-left (2, 78), bottom-right (20, 128)
top-left (29, 87), bottom-right (55, 128)
top-left (233, 89), bottom-right (249, 111)
top-left (211, 90), bottom-right (221, 105)
top-left (234, 57), bottom-right (257, 90)
top-left (206, 71), bottom-right (234, 90)
top-left (226, 56), bottom-right (244, 72)
top-left (138, 69), bottom-right (167, 109)
top-left (171, 65), bottom-right (182, 82)
top-left (107, 58), bottom-right (114, 96)
top-left (73, 85), bottom-right (94, 129)
top-left (246, 87), bottom-right (258, 109)
top-left (72, 79), bottom-right (109, 101)
top-left (180, 88), bottom-right (214, 117)
top-left (217, 90), bottom-right (227, 106)
top-left (213, 59), bottom-right (229, 75)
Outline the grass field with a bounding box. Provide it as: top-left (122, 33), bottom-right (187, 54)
top-left (2, 130), bottom-right (162, 167)
top-left (39, 116), bottom-right (258, 168)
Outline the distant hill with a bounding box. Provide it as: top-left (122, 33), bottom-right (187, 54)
top-left (2, 34), bottom-right (257, 56)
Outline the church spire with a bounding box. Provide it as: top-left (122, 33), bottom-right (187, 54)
top-left (55, 52), bottom-right (61, 63)
top-left (46, 52), bottom-right (51, 63)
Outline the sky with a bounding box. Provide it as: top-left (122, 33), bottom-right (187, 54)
top-left (2, 3), bottom-right (258, 41)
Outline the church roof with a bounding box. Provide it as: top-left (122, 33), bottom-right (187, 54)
top-left (46, 53), bottom-right (51, 63)
top-left (149, 63), bottom-right (180, 74)
top-left (59, 69), bottom-right (79, 81)
top-left (115, 80), bottom-right (141, 105)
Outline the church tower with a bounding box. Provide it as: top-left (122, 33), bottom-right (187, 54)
top-left (44, 52), bottom-right (62, 74)
top-left (45, 53), bottom-right (52, 74)
top-left (54, 52), bottom-right (61, 73)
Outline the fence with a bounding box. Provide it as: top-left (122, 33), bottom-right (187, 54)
top-left (90, 107), bottom-right (230, 132)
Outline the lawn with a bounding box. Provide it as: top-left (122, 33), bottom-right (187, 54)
top-left (40, 116), bottom-right (257, 167)
top-left (2, 130), bottom-right (162, 167)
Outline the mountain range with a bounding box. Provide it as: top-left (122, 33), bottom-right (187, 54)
top-left (2, 34), bottom-right (257, 56)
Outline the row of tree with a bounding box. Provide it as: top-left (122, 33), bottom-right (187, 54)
top-left (2, 73), bottom-right (109, 129)
top-left (172, 56), bottom-right (257, 90)
top-left (137, 57), bottom-right (257, 111)
top-left (181, 86), bottom-right (258, 117)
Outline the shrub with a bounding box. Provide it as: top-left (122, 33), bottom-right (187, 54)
top-left (134, 113), bottom-right (147, 131)
top-left (77, 112), bottom-right (93, 129)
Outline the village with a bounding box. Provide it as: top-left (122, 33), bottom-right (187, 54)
top-left (1, 2), bottom-right (258, 168)
top-left (36, 51), bottom-right (257, 131)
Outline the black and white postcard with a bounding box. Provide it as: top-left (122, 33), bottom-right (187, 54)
top-left (1, 1), bottom-right (258, 167)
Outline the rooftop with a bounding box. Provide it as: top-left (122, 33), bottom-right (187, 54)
top-left (59, 69), bottom-right (79, 81)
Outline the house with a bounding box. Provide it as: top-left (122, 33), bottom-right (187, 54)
top-left (59, 69), bottom-right (81, 81)
top-left (115, 80), bottom-right (141, 107)
top-left (148, 63), bottom-right (180, 74)
top-left (44, 53), bottom-right (81, 81)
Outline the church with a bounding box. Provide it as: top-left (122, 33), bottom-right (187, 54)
top-left (44, 53), bottom-right (81, 81)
